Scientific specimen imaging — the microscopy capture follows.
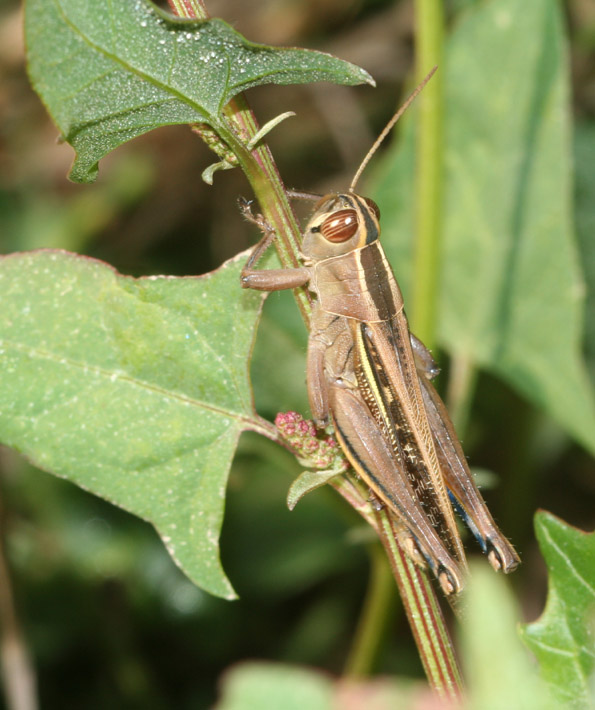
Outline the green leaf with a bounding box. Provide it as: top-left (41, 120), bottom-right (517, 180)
top-left (287, 470), bottom-right (343, 511)
top-left (215, 662), bottom-right (425, 710)
top-left (25, 0), bottom-right (373, 183)
top-left (216, 663), bottom-right (333, 710)
top-left (520, 513), bottom-right (595, 709)
top-left (0, 250), bottom-right (268, 599)
top-left (461, 564), bottom-right (562, 710)
top-left (373, 0), bottom-right (595, 453)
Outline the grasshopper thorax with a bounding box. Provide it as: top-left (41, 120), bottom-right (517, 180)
top-left (301, 193), bottom-right (381, 262)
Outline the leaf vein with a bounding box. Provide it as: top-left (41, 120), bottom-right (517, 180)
top-left (51, 0), bottom-right (211, 121)
top-left (1, 337), bottom-right (260, 430)
top-left (542, 526), bottom-right (595, 598)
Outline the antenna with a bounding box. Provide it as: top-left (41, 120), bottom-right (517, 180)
top-left (349, 65), bottom-right (438, 193)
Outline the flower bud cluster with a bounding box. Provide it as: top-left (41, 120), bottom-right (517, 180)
top-left (275, 411), bottom-right (348, 471)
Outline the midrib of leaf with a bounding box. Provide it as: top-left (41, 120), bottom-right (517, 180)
top-left (541, 526), bottom-right (595, 598)
top-left (528, 639), bottom-right (577, 659)
top-left (0, 336), bottom-right (269, 436)
top-left (50, 0), bottom-right (215, 122)
top-left (520, 514), bottom-right (595, 707)
top-left (536, 527), bottom-right (595, 692)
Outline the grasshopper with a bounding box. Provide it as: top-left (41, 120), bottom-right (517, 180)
top-left (241, 71), bottom-right (519, 595)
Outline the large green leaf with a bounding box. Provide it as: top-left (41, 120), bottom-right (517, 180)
top-left (520, 513), bottom-right (595, 709)
top-left (373, 0), bottom-right (595, 453)
top-left (25, 0), bottom-right (373, 183)
top-left (0, 250), bottom-right (267, 599)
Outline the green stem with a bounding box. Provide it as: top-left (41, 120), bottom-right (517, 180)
top-left (331, 478), bottom-right (463, 697)
top-left (376, 512), bottom-right (463, 699)
top-left (397, 0), bottom-right (465, 696)
top-left (0, 490), bottom-right (38, 710)
top-left (167, 0), bottom-right (311, 324)
top-left (446, 352), bottom-right (478, 436)
top-left (167, 0), bottom-right (207, 19)
top-left (411, 0), bottom-right (445, 349)
top-left (169, 0), bottom-right (462, 697)
top-left (344, 545), bottom-right (396, 678)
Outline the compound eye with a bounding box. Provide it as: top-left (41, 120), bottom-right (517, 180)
top-left (364, 197), bottom-right (380, 220)
top-left (319, 208), bottom-right (358, 243)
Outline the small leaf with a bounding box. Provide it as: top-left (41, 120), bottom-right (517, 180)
top-left (520, 513), bottom-right (595, 709)
top-left (287, 469), bottom-right (343, 511)
top-left (246, 111), bottom-right (296, 151)
top-left (25, 0), bottom-right (373, 182)
top-left (202, 159), bottom-right (235, 185)
top-left (0, 250), bottom-right (267, 599)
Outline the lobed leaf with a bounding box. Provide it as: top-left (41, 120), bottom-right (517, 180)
top-left (25, 0), bottom-right (373, 182)
top-left (520, 513), bottom-right (595, 709)
top-left (0, 250), bottom-right (267, 598)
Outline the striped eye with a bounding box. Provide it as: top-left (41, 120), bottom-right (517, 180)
top-left (364, 197), bottom-right (380, 220)
top-left (319, 208), bottom-right (358, 243)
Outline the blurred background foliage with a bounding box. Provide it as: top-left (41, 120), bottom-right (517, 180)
top-left (0, 0), bottom-right (594, 707)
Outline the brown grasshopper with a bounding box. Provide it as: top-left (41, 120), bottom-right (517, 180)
top-left (241, 71), bottom-right (519, 595)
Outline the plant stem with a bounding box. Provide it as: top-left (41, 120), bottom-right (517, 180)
top-left (167, 0), bottom-right (207, 19)
top-left (375, 511), bottom-right (463, 700)
top-left (446, 351), bottom-right (478, 436)
top-left (395, 0), bottom-right (465, 696)
top-left (167, 0), bottom-right (312, 324)
top-left (412, 0), bottom-right (445, 350)
top-left (344, 545), bottom-right (395, 678)
top-left (168, 0), bottom-right (462, 697)
top-left (331, 479), bottom-right (462, 697)
top-left (0, 491), bottom-right (38, 710)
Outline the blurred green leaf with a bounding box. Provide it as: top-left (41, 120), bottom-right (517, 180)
top-left (0, 249), bottom-right (267, 598)
top-left (373, 0), bottom-right (595, 453)
top-left (0, 156), bottom-right (154, 254)
top-left (216, 663), bottom-right (333, 710)
top-left (25, 0), bottom-right (373, 183)
top-left (215, 661), bottom-right (430, 710)
top-left (461, 564), bottom-right (561, 710)
top-left (520, 513), bottom-right (595, 709)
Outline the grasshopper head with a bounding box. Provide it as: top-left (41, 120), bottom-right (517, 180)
top-left (301, 193), bottom-right (381, 261)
